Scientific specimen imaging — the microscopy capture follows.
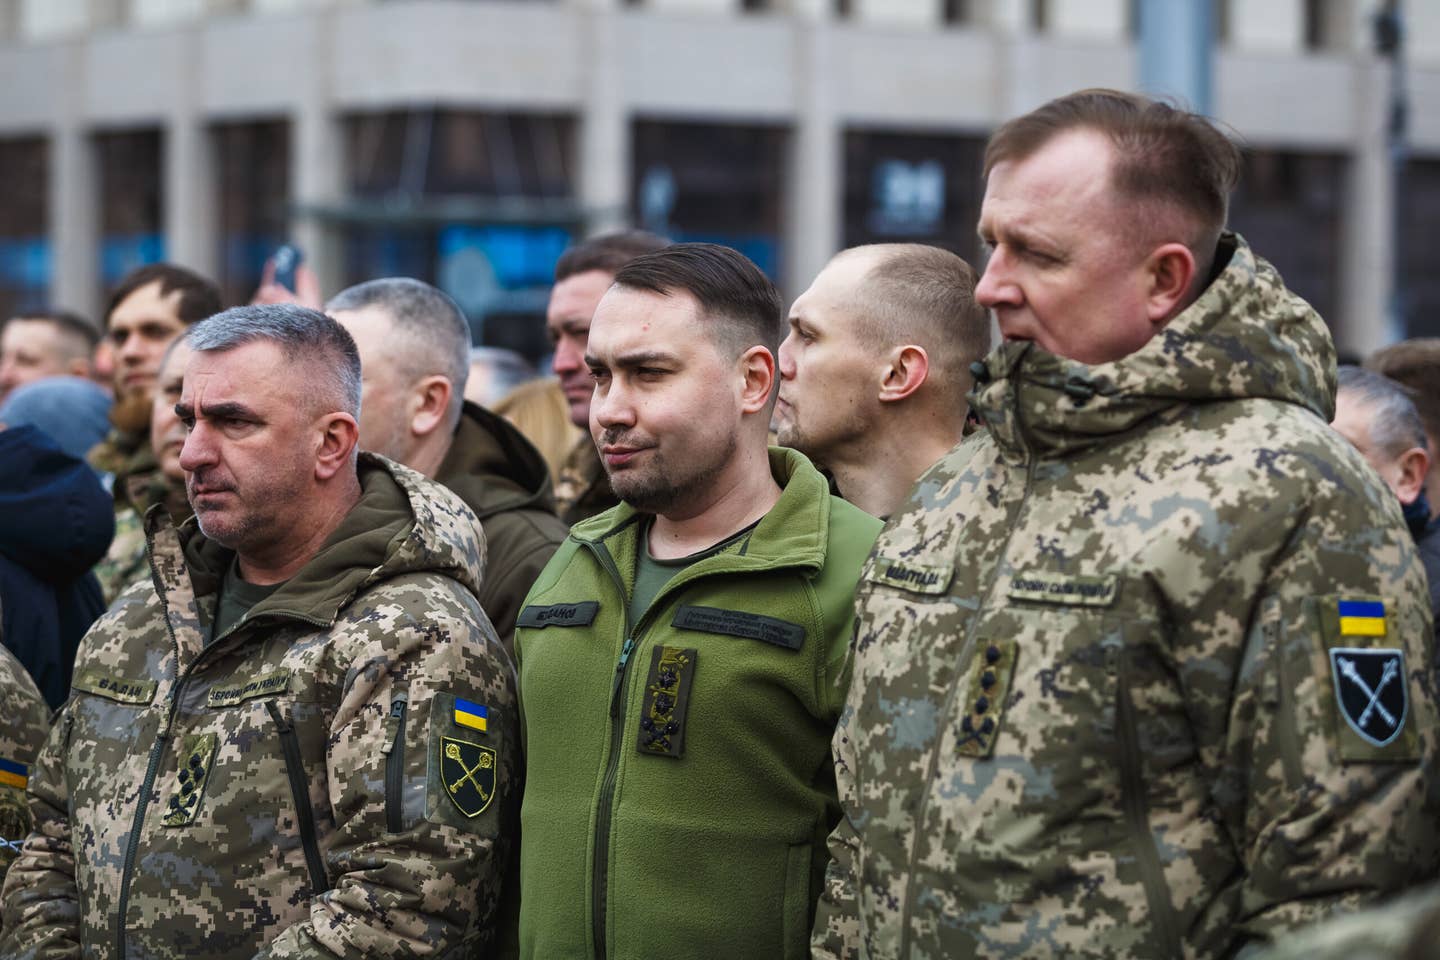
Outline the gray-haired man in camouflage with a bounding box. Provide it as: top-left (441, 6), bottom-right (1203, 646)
top-left (1, 304), bottom-right (518, 958)
top-left (813, 89), bottom-right (1440, 959)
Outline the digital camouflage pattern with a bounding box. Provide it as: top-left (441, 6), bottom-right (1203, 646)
top-left (1255, 883), bottom-right (1440, 960)
top-left (0, 641), bottom-right (49, 888)
top-left (93, 471), bottom-right (189, 605)
top-left (813, 234), bottom-right (1440, 960)
top-left (1, 454), bottom-right (520, 960)
top-left (553, 434), bottom-right (618, 527)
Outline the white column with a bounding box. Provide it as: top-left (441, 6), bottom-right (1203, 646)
top-left (783, 7), bottom-right (838, 299)
top-left (163, 23), bottom-right (217, 280)
top-left (50, 40), bottom-right (98, 318)
top-left (290, 10), bottom-right (342, 298)
top-left (577, 0), bottom-right (628, 237)
top-left (1339, 56), bottom-right (1392, 354)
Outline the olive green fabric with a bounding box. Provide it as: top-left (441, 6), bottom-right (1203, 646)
top-left (516, 447), bottom-right (881, 960)
top-left (211, 560), bottom-right (283, 643)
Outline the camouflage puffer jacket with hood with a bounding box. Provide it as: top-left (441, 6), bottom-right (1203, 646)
top-left (814, 234), bottom-right (1440, 960)
top-left (1, 455), bottom-right (519, 960)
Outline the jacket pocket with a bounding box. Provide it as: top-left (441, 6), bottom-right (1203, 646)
top-left (781, 841), bottom-right (813, 960)
top-left (382, 692), bottom-right (409, 834)
top-left (265, 700), bottom-right (328, 895)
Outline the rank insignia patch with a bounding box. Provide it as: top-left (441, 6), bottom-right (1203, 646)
top-left (638, 646), bottom-right (697, 758)
top-left (1330, 647), bottom-right (1407, 747)
top-left (163, 733), bottom-right (218, 828)
top-left (441, 736), bottom-right (496, 818)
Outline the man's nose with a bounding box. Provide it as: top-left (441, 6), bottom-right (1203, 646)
top-left (974, 250), bottom-right (1017, 309)
top-left (178, 422), bottom-right (214, 472)
top-left (552, 337), bottom-right (582, 374)
top-left (777, 333), bottom-right (797, 380)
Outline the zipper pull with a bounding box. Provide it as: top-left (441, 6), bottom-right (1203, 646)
top-left (610, 637), bottom-right (637, 709)
top-left (381, 696), bottom-right (408, 757)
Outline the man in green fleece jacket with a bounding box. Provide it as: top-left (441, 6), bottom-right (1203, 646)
top-left (515, 243), bottom-right (882, 960)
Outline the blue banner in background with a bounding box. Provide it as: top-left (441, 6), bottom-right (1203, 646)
top-left (101, 233), bottom-right (166, 286)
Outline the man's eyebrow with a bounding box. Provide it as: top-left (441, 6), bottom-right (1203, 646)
top-left (183, 400), bottom-right (261, 421)
top-left (587, 350), bottom-right (680, 371)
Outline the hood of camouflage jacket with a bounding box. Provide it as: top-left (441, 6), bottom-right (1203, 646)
top-left (436, 400), bottom-right (558, 521)
top-left (970, 232), bottom-right (1338, 461)
top-left (164, 452), bottom-right (487, 627)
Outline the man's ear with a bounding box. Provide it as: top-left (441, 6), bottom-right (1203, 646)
top-left (879, 345), bottom-right (930, 404)
top-left (1145, 242), bottom-right (1198, 324)
top-left (409, 375), bottom-right (453, 439)
top-left (1397, 446), bottom-right (1431, 506)
top-left (738, 346), bottom-right (776, 415)
top-left (315, 413), bottom-right (360, 481)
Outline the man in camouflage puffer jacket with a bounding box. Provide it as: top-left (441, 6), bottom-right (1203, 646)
top-left (1, 305), bottom-right (518, 959)
top-left (814, 90), bottom-right (1440, 960)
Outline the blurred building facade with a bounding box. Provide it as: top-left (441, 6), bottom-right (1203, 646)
top-left (0, 0), bottom-right (1437, 357)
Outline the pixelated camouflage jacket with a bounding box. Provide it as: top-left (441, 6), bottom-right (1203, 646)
top-left (0, 454), bottom-right (520, 960)
top-left (1253, 882), bottom-right (1440, 960)
top-left (553, 434), bottom-right (618, 527)
top-left (813, 233), bottom-right (1440, 960)
top-left (0, 639), bottom-right (50, 891)
top-left (93, 471), bottom-right (189, 606)
top-left (516, 447), bottom-right (881, 960)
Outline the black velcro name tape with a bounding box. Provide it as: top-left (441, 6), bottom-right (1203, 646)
top-left (672, 605), bottom-right (805, 651)
top-left (517, 602), bottom-right (600, 628)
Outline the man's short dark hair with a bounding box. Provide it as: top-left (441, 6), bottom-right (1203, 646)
top-left (104, 263), bottom-right (222, 330)
top-left (1366, 339), bottom-right (1440, 448)
top-left (554, 231), bottom-right (671, 284)
top-left (984, 88), bottom-right (1241, 266)
top-left (326, 278), bottom-right (471, 430)
top-left (5, 309), bottom-right (100, 351)
top-left (611, 243), bottom-right (785, 361)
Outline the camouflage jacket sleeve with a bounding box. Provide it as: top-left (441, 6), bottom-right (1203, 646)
top-left (812, 693), bottom-right (863, 960)
top-left (256, 593), bottom-right (520, 959)
top-left (1195, 496), bottom-right (1440, 947)
top-left (0, 712), bottom-right (83, 959)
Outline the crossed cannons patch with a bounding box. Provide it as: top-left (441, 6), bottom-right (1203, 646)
top-left (1329, 647), bottom-right (1408, 748)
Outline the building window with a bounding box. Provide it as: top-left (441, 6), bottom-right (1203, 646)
top-left (0, 137), bottom-right (49, 320)
top-left (214, 120), bottom-right (290, 309)
top-left (1227, 148), bottom-right (1346, 332)
top-left (336, 109), bottom-right (578, 359)
top-left (96, 129), bottom-right (164, 303)
top-left (843, 129), bottom-right (986, 265)
top-left (631, 119), bottom-right (787, 284)
top-left (1401, 157), bottom-right (1440, 338)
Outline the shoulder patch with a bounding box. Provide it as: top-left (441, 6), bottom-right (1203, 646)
top-left (1316, 595), bottom-right (1417, 762)
top-left (517, 601), bottom-right (600, 628)
top-left (672, 605), bottom-right (804, 651)
top-left (869, 557), bottom-right (953, 595)
top-left (440, 737), bottom-right (497, 818)
top-left (72, 667), bottom-right (157, 705)
top-left (0, 757), bottom-right (28, 790)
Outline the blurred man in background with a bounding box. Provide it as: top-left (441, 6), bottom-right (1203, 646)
top-left (328, 277), bottom-right (568, 652)
top-left (0, 310), bottom-right (99, 405)
top-left (777, 243), bottom-right (990, 518)
top-left (545, 230), bottom-right (669, 524)
top-left (1333, 365), bottom-right (1440, 625)
top-left (1367, 339), bottom-right (1440, 519)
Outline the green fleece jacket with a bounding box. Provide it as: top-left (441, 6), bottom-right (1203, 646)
top-left (515, 447), bottom-right (881, 960)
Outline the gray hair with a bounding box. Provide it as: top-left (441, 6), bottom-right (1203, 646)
top-left (186, 304), bottom-right (362, 416)
top-left (1337, 365), bottom-right (1429, 458)
top-left (326, 278), bottom-right (471, 430)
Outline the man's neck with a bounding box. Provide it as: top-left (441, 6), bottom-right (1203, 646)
top-left (648, 443), bottom-right (780, 560)
top-left (826, 417), bottom-right (962, 518)
top-left (406, 431), bottom-right (455, 479)
top-left (236, 481), bottom-right (363, 585)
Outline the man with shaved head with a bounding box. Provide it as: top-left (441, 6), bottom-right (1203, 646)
top-left (777, 244), bottom-right (990, 517)
top-left (0, 310), bottom-right (98, 404)
top-left (327, 277), bottom-right (568, 652)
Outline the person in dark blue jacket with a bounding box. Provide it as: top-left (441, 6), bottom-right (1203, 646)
top-left (0, 424), bottom-right (114, 707)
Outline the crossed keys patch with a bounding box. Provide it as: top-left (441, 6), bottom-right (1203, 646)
top-left (1329, 647), bottom-right (1408, 747)
top-left (440, 736), bottom-right (496, 818)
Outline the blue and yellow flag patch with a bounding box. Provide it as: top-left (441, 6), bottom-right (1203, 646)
top-left (1339, 599), bottom-right (1387, 637)
top-left (0, 757), bottom-right (28, 790)
top-left (454, 698), bottom-right (488, 733)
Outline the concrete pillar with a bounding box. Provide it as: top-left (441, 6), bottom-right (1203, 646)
top-left (290, 10), bottom-right (342, 297)
top-left (1339, 57), bottom-right (1393, 354)
top-left (163, 24), bottom-right (217, 281)
top-left (50, 41), bottom-right (98, 319)
top-left (577, 0), bottom-right (629, 238)
top-left (783, 5), bottom-right (838, 298)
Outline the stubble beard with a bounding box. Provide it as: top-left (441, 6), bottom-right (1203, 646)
top-left (606, 430), bottom-right (738, 516)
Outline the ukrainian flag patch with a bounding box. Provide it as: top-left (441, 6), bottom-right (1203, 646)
top-left (1339, 599), bottom-right (1387, 637)
top-left (454, 698), bottom-right (489, 733)
top-left (0, 757), bottom-right (28, 790)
